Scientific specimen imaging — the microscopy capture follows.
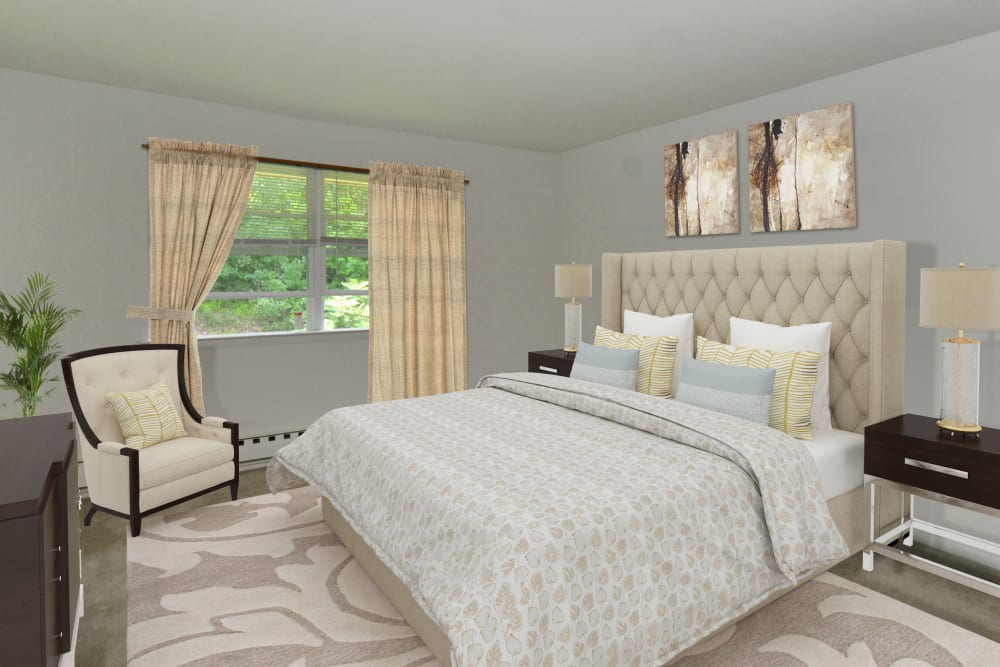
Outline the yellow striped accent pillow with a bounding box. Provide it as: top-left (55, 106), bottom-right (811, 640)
top-left (697, 337), bottom-right (820, 439)
top-left (106, 382), bottom-right (188, 449)
top-left (594, 325), bottom-right (679, 396)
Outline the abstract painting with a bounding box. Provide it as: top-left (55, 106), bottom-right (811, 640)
top-left (748, 102), bottom-right (856, 233)
top-left (664, 130), bottom-right (738, 237)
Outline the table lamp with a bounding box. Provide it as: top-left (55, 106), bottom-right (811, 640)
top-left (920, 263), bottom-right (1000, 435)
top-left (555, 262), bottom-right (592, 352)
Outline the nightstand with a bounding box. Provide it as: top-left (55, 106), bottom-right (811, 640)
top-left (863, 414), bottom-right (1000, 597)
top-left (528, 349), bottom-right (575, 377)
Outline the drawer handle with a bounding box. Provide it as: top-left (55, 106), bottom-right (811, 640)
top-left (538, 365), bottom-right (559, 373)
top-left (51, 575), bottom-right (62, 583)
top-left (904, 457), bottom-right (969, 479)
top-left (48, 546), bottom-right (62, 553)
top-left (50, 632), bottom-right (63, 640)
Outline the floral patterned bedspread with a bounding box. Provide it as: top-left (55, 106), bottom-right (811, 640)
top-left (268, 372), bottom-right (847, 666)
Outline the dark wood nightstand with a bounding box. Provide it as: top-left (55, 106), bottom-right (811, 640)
top-left (528, 349), bottom-right (575, 377)
top-left (863, 414), bottom-right (1000, 597)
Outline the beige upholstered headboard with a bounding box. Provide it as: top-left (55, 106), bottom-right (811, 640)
top-left (601, 241), bottom-right (905, 433)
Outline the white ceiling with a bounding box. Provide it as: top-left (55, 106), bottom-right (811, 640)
top-left (3, 1), bottom-right (1000, 152)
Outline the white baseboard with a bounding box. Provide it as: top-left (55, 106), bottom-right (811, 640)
top-left (239, 438), bottom-right (286, 464)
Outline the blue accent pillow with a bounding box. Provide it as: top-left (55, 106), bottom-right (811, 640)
top-left (570, 342), bottom-right (639, 390)
top-left (675, 357), bottom-right (775, 424)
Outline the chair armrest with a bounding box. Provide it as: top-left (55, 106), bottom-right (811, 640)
top-left (186, 417), bottom-right (238, 445)
top-left (97, 441), bottom-right (129, 455)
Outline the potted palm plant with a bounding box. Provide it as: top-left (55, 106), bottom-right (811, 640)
top-left (0, 273), bottom-right (81, 417)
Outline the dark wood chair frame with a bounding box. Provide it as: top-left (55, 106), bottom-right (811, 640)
top-left (62, 343), bottom-right (239, 536)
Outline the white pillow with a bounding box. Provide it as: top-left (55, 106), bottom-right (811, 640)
top-left (623, 310), bottom-right (694, 395)
top-left (729, 317), bottom-right (832, 430)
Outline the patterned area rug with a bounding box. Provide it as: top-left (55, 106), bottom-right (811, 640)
top-left (127, 487), bottom-right (1000, 666)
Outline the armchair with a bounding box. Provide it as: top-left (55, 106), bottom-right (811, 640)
top-left (62, 344), bottom-right (238, 536)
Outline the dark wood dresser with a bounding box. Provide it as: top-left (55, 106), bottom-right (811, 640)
top-left (0, 414), bottom-right (80, 666)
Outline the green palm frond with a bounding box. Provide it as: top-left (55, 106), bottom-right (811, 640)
top-left (0, 273), bottom-right (81, 417)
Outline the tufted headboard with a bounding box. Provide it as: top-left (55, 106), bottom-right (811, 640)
top-left (601, 241), bottom-right (905, 433)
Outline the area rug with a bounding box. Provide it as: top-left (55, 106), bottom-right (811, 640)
top-left (127, 487), bottom-right (1000, 666)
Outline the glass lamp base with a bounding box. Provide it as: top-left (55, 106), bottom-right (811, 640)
top-left (564, 302), bottom-right (582, 352)
top-left (938, 337), bottom-right (980, 434)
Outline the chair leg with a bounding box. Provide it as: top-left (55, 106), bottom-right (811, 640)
top-left (83, 506), bottom-right (97, 526)
top-left (130, 515), bottom-right (141, 537)
top-left (230, 477), bottom-right (239, 501)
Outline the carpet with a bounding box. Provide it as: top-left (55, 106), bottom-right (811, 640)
top-left (127, 487), bottom-right (1000, 666)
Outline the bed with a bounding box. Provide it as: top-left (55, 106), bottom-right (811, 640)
top-left (268, 240), bottom-right (906, 666)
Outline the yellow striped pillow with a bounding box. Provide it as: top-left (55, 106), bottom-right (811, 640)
top-left (106, 382), bottom-right (188, 449)
top-left (697, 337), bottom-right (820, 439)
top-left (594, 325), bottom-right (679, 396)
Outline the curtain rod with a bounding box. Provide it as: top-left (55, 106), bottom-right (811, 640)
top-left (140, 144), bottom-right (469, 183)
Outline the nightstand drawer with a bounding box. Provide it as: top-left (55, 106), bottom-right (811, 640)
top-left (865, 434), bottom-right (1000, 509)
top-left (528, 349), bottom-right (575, 377)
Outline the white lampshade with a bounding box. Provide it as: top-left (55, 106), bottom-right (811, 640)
top-left (920, 266), bottom-right (1000, 331)
top-left (555, 263), bottom-right (592, 299)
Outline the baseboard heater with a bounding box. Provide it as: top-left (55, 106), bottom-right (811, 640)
top-left (239, 428), bottom-right (306, 464)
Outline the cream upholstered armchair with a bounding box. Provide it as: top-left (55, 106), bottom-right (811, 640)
top-left (62, 344), bottom-right (238, 536)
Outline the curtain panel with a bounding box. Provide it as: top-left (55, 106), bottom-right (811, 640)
top-left (367, 162), bottom-right (467, 402)
top-left (138, 138), bottom-right (258, 412)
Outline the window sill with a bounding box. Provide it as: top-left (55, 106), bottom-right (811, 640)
top-left (198, 328), bottom-right (368, 348)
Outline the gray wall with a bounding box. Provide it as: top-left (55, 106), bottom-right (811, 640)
top-left (0, 67), bottom-right (562, 434)
top-left (557, 30), bottom-right (1000, 561)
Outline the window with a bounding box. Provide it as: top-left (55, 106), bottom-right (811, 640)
top-left (196, 164), bottom-right (369, 336)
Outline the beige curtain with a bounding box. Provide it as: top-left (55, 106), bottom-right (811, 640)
top-left (367, 162), bottom-right (467, 402)
top-left (129, 138), bottom-right (258, 412)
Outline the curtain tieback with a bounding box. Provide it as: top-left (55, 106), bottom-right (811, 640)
top-left (126, 306), bottom-right (195, 323)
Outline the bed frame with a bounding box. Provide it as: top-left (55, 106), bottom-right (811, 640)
top-left (323, 240), bottom-right (907, 666)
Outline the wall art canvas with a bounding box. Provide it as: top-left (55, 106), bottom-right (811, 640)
top-left (748, 102), bottom-right (856, 233)
top-left (664, 130), bottom-right (738, 237)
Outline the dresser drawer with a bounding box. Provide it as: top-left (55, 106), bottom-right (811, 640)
top-left (41, 484), bottom-right (63, 663)
top-left (865, 434), bottom-right (1000, 509)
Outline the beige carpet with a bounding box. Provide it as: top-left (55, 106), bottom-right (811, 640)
top-left (127, 487), bottom-right (1000, 666)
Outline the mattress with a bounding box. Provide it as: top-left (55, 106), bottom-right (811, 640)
top-left (804, 428), bottom-right (865, 500)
